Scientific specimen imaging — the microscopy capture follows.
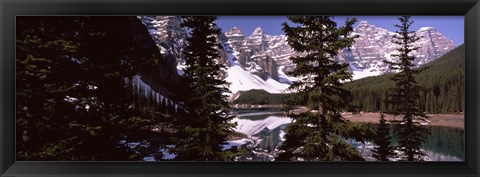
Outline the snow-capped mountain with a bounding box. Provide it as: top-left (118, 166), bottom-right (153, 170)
top-left (225, 20), bottom-right (455, 81)
top-left (340, 20), bottom-right (456, 75)
top-left (139, 16), bottom-right (230, 76)
top-left (225, 27), bottom-right (281, 81)
top-left (138, 16), bottom-right (456, 94)
top-left (140, 16), bottom-right (292, 94)
top-left (138, 16), bottom-right (187, 61)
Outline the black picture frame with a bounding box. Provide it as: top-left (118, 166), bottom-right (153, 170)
top-left (1, 0), bottom-right (479, 176)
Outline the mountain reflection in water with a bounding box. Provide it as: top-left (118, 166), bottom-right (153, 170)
top-left (231, 109), bottom-right (464, 161)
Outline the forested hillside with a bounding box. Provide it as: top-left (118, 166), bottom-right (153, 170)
top-left (232, 89), bottom-right (293, 105)
top-left (234, 44), bottom-right (464, 114)
top-left (344, 44), bottom-right (465, 113)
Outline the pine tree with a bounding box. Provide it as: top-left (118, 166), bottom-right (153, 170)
top-left (384, 16), bottom-right (430, 161)
top-left (372, 113), bottom-right (397, 161)
top-left (344, 44), bottom-right (465, 114)
top-left (276, 16), bottom-right (365, 161)
top-left (16, 16), bottom-right (166, 160)
top-left (170, 16), bottom-right (236, 161)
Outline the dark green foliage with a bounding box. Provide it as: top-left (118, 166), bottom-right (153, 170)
top-left (384, 16), bottom-right (430, 161)
top-left (16, 16), bottom-right (169, 160)
top-left (372, 113), bottom-right (397, 161)
top-left (416, 44), bottom-right (464, 113)
top-left (344, 43), bottom-right (465, 114)
top-left (170, 16), bottom-right (236, 161)
top-left (232, 89), bottom-right (294, 105)
top-left (276, 16), bottom-right (366, 161)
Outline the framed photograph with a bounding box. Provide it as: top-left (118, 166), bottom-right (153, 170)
top-left (1, 0), bottom-right (479, 176)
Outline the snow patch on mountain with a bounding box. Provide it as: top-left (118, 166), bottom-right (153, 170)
top-left (351, 71), bottom-right (373, 80)
top-left (277, 66), bottom-right (298, 84)
top-left (351, 64), bottom-right (382, 80)
top-left (225, 53), bottom-right (290, 94)
top-left (266, 77), bottom-right (290, 91)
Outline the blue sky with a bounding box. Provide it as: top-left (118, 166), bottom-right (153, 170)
top-left (216, 16), bottom-right (464, 46)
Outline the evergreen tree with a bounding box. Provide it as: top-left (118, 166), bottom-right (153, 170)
top-left (372, 113), bottom-right (397, 161)
top-left (344, 44), bottom-right (465, 114)
top-left (16, 16), bottom-right (166, 160)
top-left (170, 16), bottom-right (236, 161)
top-left (384, 16), bottom-right (430, 161)
top-left (276, 16), bottom-right (365, 161)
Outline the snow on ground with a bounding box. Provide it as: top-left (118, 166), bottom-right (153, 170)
top-left (352, 70), bottom-right (382, 80)
top-left (160, 147), bottom-right (176, 160)
top-left (176, 63), bottom-right (186, 76)
top-left (141, 147), bottom-right (176, 161)
top-left (266, 76), bottom-right (290, 92)
top-left (143, 156), bottom-right (156, 161)
top-left (223, 138), bottom-right (250, 150)
top-left (233, 116), bottom-right (292, 137)
top-left (279, 130), bottom-right (286, 141)
top-left (225, 53), bottom-right (291, 94)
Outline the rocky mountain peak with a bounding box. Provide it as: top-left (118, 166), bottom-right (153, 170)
top-left (343, 22), bottom-right (455, 76)
top-left (354, 20), bottom-right (391, 36)
top-left (251, 27), bottom-right (264, 36)
top-left (413, 27), bottom-right (455, 64)
top-left (138, 16), bottom-right (187, 62)
top-left (418, 27), bottom-right (436, 32)
top-left (226, 26), bottom-right (245, 37)
top-left (225, 27), bottom-right (246, 53)
top-left (358, 20), bottom-right (372, 28)
top-left (246, 27), bottom-right (268, 50)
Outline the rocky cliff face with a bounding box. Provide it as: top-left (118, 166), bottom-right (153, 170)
top-left (138, 16), bottom-right (187, 63)
top-left (225, 27), bottom-right (280, 80)
top-left (139, 16), bottom-right (456, 84)
top-left (225, 20), bottom-right (455, 78)
top-left (139, 16), bottom-right (228, 75)
top-left (414, 27), bottom-right (456, 64)
top-left (339, 20), bottom-right (456, 73)
top-left (130, 17), bottom-right (182, 99)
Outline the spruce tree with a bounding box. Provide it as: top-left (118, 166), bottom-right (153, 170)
top-left (276, 16), bottom-right (365, 161)
top-left (170, 16), bottom-right (236, 161)
top-left (384, 16), bottom-right (430, 161)
top-left (372, 113), bottom-right (397, 161)
top-left (16, 16), bottom-right (166, 160)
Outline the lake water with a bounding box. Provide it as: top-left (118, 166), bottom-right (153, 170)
top-left (231, 109), bottom-right (465, 161)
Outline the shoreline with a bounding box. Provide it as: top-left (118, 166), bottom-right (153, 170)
top-left (230, 104), bottom-right (282, 109)
top-left (343, 112), bottom-right (464, 129)
top-left (230, 105), bottom-right (464, 129)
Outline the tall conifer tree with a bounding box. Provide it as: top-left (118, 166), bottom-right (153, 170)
top-left (276, 16), bottom-right (365, 161)
top-left (372, 113), bottom-right (397, 161)
top-left (384, 16), bottom-right (430, 161)
top-left (16, 16), bottom-right (166, 160)
top-left (170, 16), bottom-right (236, 161)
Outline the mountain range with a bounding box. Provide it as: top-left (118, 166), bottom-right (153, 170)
top-left (138, 16), bottom-right (456, 95)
